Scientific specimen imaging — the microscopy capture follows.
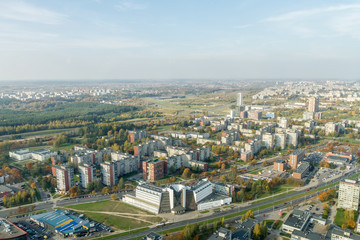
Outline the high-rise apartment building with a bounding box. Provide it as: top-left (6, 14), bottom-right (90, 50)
top-left (142, 159), bottom-right (165, 181)
top-left (237, 93), bottom-right (243, 107)
top-left (338, 179), bottom-right (360, 211)
top-left (54, 165), bottom-right (74, 192)
top-left (101, 161), bottom-right (117, 186)
top-left (308, 97), bottom-right (319, 113)
top-left (79, 163), bottom-right (96, 188)
top-left (289, 149), bottom-right (305, 170)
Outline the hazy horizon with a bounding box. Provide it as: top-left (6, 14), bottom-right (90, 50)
top-left (1, 0), bottom-right (360, 81)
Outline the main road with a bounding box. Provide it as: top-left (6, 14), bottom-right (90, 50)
top-left (110, 168), bottom-right (358, 240)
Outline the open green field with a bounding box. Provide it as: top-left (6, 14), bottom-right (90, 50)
top-left (64, 200), bottom-right (164, 231)
top-left (65, 200), bottom-right (152, 214)
top-left (0, 128), bottom-right (78, 140)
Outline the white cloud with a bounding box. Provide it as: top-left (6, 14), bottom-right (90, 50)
top-left (115, 1), bottom-right (146, 11)
top-left (0, 1), bottom-right (66, 24)
top-left (262, 4), bottom-right (360, 39)
top-left (264, 4), bottom-right (360, 22)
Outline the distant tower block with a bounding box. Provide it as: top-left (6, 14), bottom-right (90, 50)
top-left (308, 97), bottom-right (319, 113)
top-left (237, 93), bottom-right (243, 107)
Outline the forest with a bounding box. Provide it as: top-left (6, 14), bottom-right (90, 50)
top-left (0, 102), bottom-right (137, 126)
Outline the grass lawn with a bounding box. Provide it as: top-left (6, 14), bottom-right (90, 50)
top-left (248, 168), bottom-right (261, 175)
top-left (52, 143), bottom-right (76, 151)
top-left (84, 212), bottom-right (154, 230)
top-left (65, 200), bottom-right (153, 215)
top-left (334, 209), bottom-right (358, 227)
top-left (200, 210), bottom-right (210, 214)
top-left (64, 200), bottom-right (163, 231)
top-left (257, 185), bottom-right (295, 199)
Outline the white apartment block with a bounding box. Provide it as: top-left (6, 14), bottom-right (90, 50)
top-left (338, 179), bottom-right (360, 211)
top-left (111, 152), bottom-right (140, 176)
top-left (55, 166), bottom-right (74, 192)
top-left (100, 162), bottom-right (117, 186)
top-left (78, 163), bottom-right (96, 188)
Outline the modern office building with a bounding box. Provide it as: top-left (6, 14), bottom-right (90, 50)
top-left (338, 179), bottom-right (360, 211)
top-left (100, 162), bottom-right (117, 186)
top-left (54, 165), bottom-right (74, 192)
top-left (78, 163), bottom-right (96, 188)
top-left (123, 179), bottom-right (232, 214)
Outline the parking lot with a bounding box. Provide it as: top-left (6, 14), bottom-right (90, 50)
top-left (15, 220), bottom-right (53, 240)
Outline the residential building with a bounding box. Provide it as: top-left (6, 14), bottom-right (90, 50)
top-left (142, 159), bottom-right (165, 181)
top-left (289, 149), bottom-right (305, 170)
top-left (279, 117), bottom-right (289, 129)
top-left (262, 133), bottom-right (274, 149)
top-left (248, 111), bottom-right (262, 120)
top-left (100, 162), bottom-right (117, 186)
top-left (275, 132), bottom-right (287, 150)
top-left (78, 163), bottom-right (96, 189)
top-left (111, 152), bottom-right (140, 176)
top-left (54, 165), bottom-right (74, 192)
top-left (129, 130), bottom-right (147, 143)
top-left (308, 97), bottom-right (319, 113)
top-left (338, 179), bottom-right (360, 211)
top-left (274, 159), bottom-right (287, 172)
top-left (237, 92), bottom-right (243, 107)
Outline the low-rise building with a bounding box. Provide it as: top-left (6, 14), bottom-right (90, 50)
top-left (282, 209), bottom-right (311, 234)
top-left (0, 218), bottom-right (27, 240)
top-left (274, 159), bottom-right (287, 172)
top-left (232, 218), bottom-right (258, 240)
top-left (293, 162), bottom-right (310, 180)
top-left (208, 227), bottom-right (232, 240)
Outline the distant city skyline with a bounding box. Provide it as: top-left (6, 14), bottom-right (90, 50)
top-left (0, 0), bottom-right (359, 81)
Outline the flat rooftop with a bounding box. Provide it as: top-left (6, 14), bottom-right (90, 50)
top-left (138, 184), bottom-right (163, 193)
top-left (291, 149), bottom-right (305, 156)
top-left (0, 218), bottom-right (27, 239)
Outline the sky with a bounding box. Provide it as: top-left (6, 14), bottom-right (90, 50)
top-left (0, 0), bottom-right (360, 81)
